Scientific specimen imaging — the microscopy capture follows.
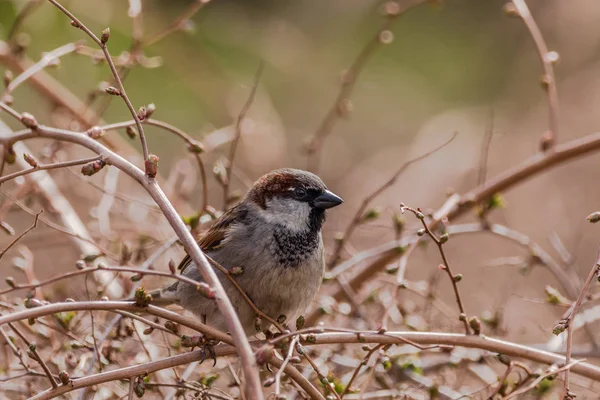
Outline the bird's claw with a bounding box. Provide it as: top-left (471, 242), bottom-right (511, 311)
top-left (199, 339), bottom-right (219, 367)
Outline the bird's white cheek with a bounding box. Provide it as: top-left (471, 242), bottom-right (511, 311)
top-left (261, 200), bottom-right (311, 231)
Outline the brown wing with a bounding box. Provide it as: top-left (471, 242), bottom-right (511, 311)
top-left (177, 205), bottom-right (247, 273)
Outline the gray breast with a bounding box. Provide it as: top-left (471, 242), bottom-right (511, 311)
top-left (176, 220), bottom-right (325, 334)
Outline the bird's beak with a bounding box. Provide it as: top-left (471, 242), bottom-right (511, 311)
top-left (314, 190), bottom-right (344, 209)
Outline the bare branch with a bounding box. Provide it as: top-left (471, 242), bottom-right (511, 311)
top-left (0, 155), bottom-right (100, 185)
top-left (511, 0), bottom-right (560, 149)
top-left (329, 131), bottom-right (457, 266)
top-left (0, 102), bottom-right (262, 397)
top-left (2, 42), bottom-right (78, 98)
top-left (557, 247), bottom-right (600, 397)
top-left (0, 210), bottom-right (41, 261)
top-left (7, 322), bottom-right (58, 388)
top-left (223, 61), bottom-right (264, 208)
top-left (305, 0), bottom-right (425, 171)
top-left (47, 0), bottom-right (150, 165)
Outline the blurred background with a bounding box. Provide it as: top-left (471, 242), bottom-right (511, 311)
top-left (3, 0), bottom-right (600, 397)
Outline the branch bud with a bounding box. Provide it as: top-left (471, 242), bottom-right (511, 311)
top-left (5, 276), bottom-right (16, 288)
top-left (361, 207), bottom-right (381, 223)
top-left (134, 376), bottom-right (145, 398)
top-left (552, 319), bottom-right (568, 336)
top-left (145, 154), bottom-right (159, 177)
top-left (137, 106), bottom-right (147, 121)
top-left (100, 28), bottom-right (110, 44)
top-left (392, 213), bottom-right (405, 236)
top-left (587, 212), bottom-right (600, 223)
top-left (3, 70), bottom-right (12, 88)
top-left (58, 371), bottom-right (70, 385)
top-left (86, 126), bottom-right (105, 139)
top-left (196, 283), bottom-right (215, 299)
top-left (230, 266), bottom-right (244, 276)
top-left (2, 94), bottom-right (13, 105)
top-left (187, 141), bottom-right (205, 154)
top-left (296, 315), bottom-right (305, 330)
top-left (23, 153), bottom-right (37, 168)
top-left (468, 316), bottom-right (481, 335)
top-left (105, 86), bottom-right (121, 96)
top-left (134, 286), bottom-right (152, 307)
top-left (168, 259), bottom-right (176, 274)
top-left (439, 233), bottom-right (449, 243)
top-left (378, 30), bottom-right (394, 44)
top-left (181, 334), bottom-right (203, 348)
top-left (4, 146), bottom-right (15, 165)
top-left (145, 103), bottom-right (156, 118)
top-left (539, 130), bottom-right (554, 152)
top-left (503, 3), bottom-right (520, 18)
top-left (81, 159), bottom-right (106, 176)
top-left (126, 126), bottom-right (137, 139)
top-left (336, 98), bottom-right (353, 118)
top-left (25, 297), bottom-right (43, 308)
top-left (381, 1), bottom-right (401, 16)
top-left (164, 320), bottom-right (179, 334)
top-left (20, 112), bottom-right (38, 129)
top-left (212, 160), bottom-right (228, 186)
top-left (256, 344), bottom-right (274, 365)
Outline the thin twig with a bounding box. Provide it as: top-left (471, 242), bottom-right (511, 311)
top-left (0, 263), bottom-right (205, 296)
top-left (3, 42), bottom-right (78, 98)
top-left (128, 377), bottom-right (135, 400)
top-left (0, 210), bottom-right (41, 261)
top-left (99, 118), bottom-right (208, 212)
top-left (223, 61), bottom-right (264, 208)
top-left (0, 325), bottom-right (31, 373)
top-left (7, 0), bottom-right (43, 42)
top-left (477, 109), bottom-right (495, 187)
top-left (487, 361), bottom-right (532, 399)
top-left (1, 189), bottom-right (119, 260)
top-left (329, 131), bottom-right (457, 266)
top-left (0, 155), bottom-right (101, 185)
top-left (47, 0), bottom-right (150, 163)
top-left (313, 129), bottom-right (600, 323)
top-left (559, 247), bottom-right (600, 398)
top-left (401, 205), bottom-right (471, 334)
top-left (301, 347), bottom-right (343, 400)
top-left (84, 274), bottom-right (103, 372)
top-left (142, 0), bottom-right (209, 47)
top-left (0, 104), bottom-right (262, 399)
top-left (511, 0), bottom-right (559, 149)
top-left (274, 336), bottom-right (299, 397)
top-left (81, 238), bottom-right (178, 377)
top-left (306, 0), bottom-right (425, 171)
top-left (503, 360), bottom-right (583, 400)
top-left (340, 344), bottom-right (383, 398)
top-left (7, 322), bottom-right (58, 388)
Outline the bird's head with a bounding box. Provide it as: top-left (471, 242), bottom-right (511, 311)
top-left (246, 168), bottom-right (343, 232)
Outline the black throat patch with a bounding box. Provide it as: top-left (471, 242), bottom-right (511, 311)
top-left (271, 222), bottom-right (320, 268)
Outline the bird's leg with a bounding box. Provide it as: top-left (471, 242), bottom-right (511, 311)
top-left (200, 339), bottom-right (220, 367)
top-left (181, 334), bottom-right (219, 367)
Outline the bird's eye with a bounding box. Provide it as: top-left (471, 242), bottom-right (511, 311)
top-left (293, 187), bottom-right (307, 199)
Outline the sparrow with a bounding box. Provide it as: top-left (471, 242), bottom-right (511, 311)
top-left (150, 168), bottom-right (343, 335)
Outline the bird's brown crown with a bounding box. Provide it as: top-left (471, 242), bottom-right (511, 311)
top-left (247, 168), bottom-right (327, 208)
